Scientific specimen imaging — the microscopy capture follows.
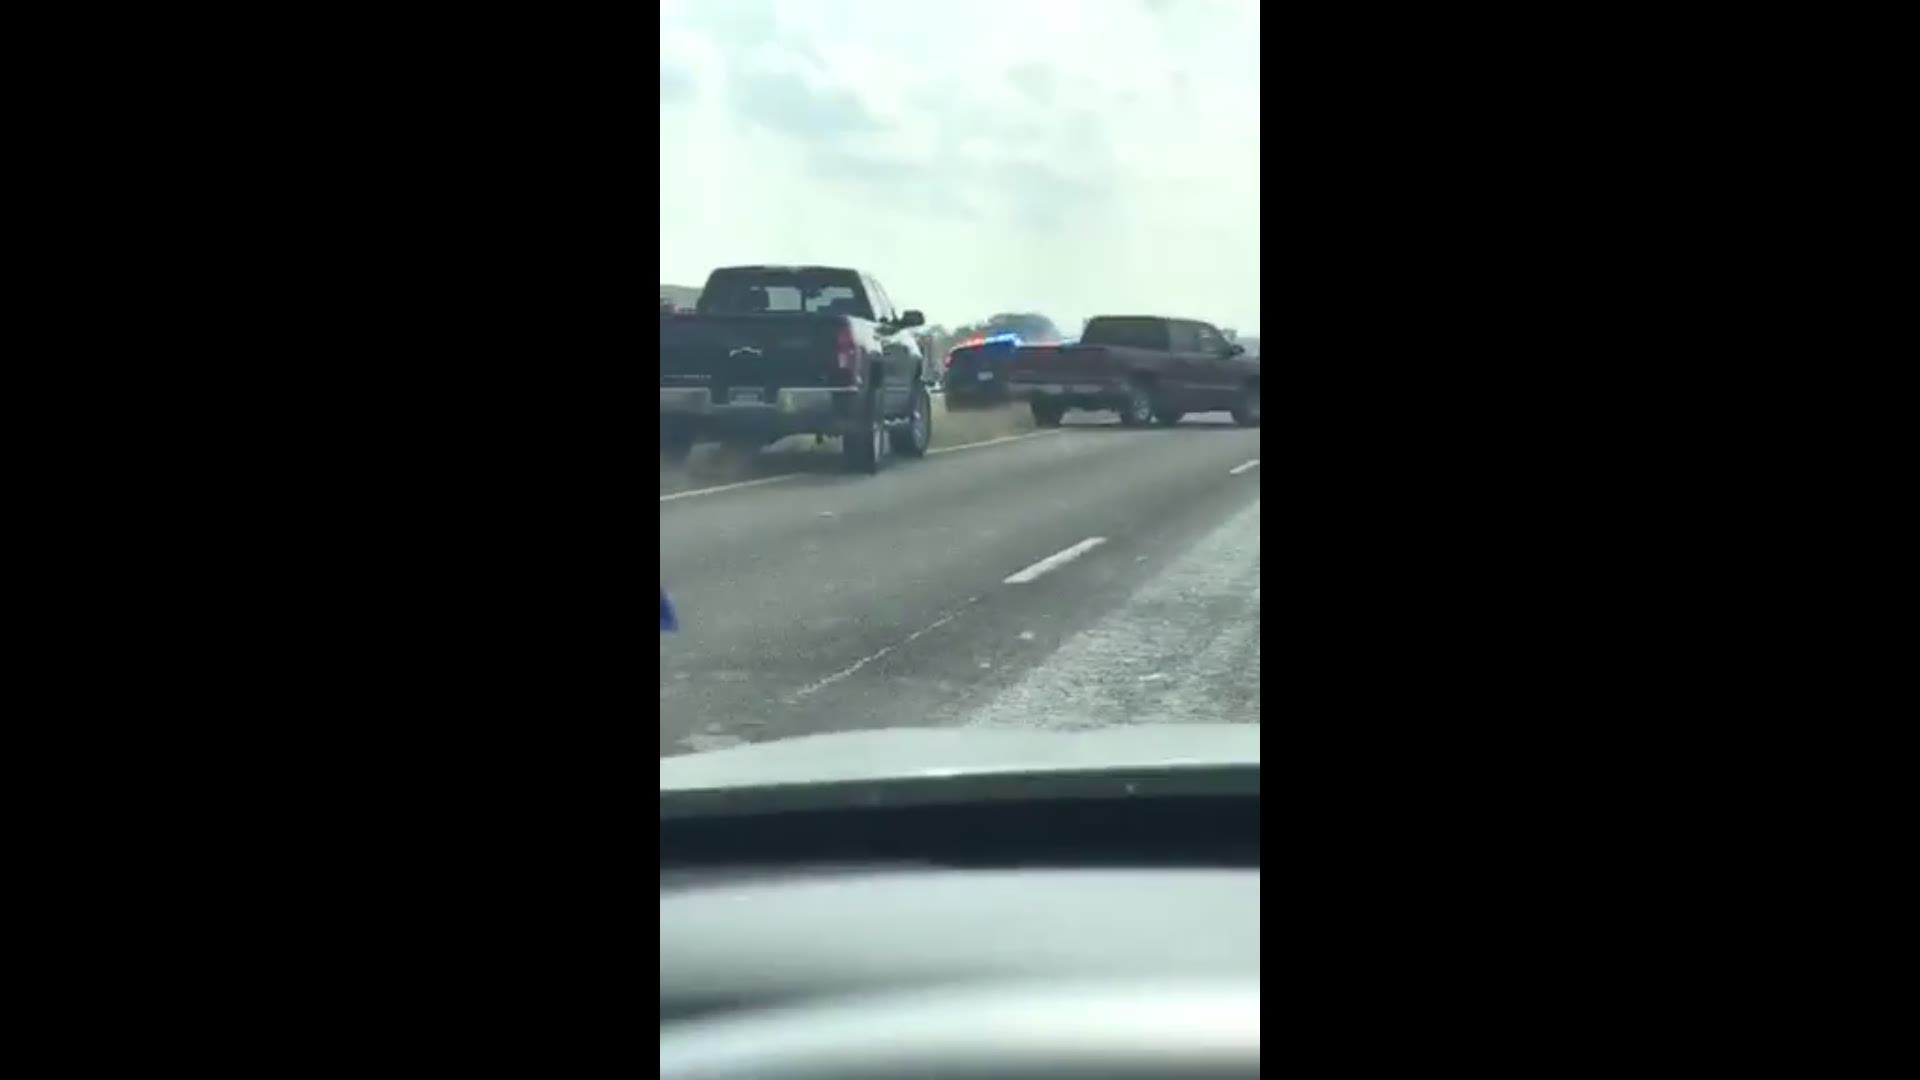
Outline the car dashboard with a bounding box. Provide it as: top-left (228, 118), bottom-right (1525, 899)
top-left (661, 765), bottom-right (1261, 1078)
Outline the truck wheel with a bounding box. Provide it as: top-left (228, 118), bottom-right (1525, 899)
top-left (1031, 400), bottom-right (1065, 427)
top-left (890, 382), bottom-right (932, 458)
top-left (1118, 382), bottom-right (1154, 428)
top-left (843, 391), bottom-right (885, 474)
top-left (1231, 382), bottom-right (1261, 428)
top-left (1153, 409), bottom-right (1185, 427)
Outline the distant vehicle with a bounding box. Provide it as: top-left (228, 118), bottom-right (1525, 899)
top-left (1006, 315), bottom-right (1260, 428)
top-left (660, 265), bottom-right (932, 474)
top-left (943, 313), bottom-right (1065, 410)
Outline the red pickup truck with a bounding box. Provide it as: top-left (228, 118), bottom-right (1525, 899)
top-left (1006, 316), bottom-right (1260, 428)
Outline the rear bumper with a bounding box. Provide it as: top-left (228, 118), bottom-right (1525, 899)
top-left (943, 379), bottom-right (1014, 409)
top-left (660, 386), bottom-right (864, 439)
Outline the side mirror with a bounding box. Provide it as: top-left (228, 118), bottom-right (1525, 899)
top-left (898, 309), bottom-right (925, 329)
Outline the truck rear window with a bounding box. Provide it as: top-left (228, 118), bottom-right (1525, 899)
top-left (1081, 318), bottom-right (1171, 350)
top-left (700, 269), bottom-right (871, 318)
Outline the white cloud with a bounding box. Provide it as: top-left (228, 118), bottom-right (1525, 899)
top-left (660, 0), bottom-right (1260, 334)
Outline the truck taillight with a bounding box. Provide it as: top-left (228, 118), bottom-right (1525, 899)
top-left (943, 351), bottom-right (955, 369)
top-left (837, 325), bottom-right (856, 373)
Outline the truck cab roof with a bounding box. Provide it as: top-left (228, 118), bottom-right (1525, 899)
top-left (711, 264), bottom-right (855, 275)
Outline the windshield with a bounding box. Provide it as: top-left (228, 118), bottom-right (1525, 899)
top-left (661, 0), bottom-right (1260, 774)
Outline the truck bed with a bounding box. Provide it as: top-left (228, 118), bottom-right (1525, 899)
top-left (1006, 344), bottom-right (1132, 389)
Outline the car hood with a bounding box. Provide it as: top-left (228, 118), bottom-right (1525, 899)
top-left (659, 723), bottom-right (1259, 792)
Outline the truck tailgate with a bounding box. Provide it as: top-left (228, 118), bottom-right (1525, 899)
top-left (660, 314), bottom-right (847, 394)
top-left (945, 340), bottom-right (1020, 383)
top-left (1007, 344), bottom-right (1114, 384)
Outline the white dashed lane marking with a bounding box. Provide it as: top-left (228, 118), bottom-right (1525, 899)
top-left (967, 499), bottom-right (1262, 731)
top-left (1004, 537), bottom-right (1108, 585)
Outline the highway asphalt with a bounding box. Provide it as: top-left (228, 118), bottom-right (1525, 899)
top-left (659, 406), bottom-right (1262, 756)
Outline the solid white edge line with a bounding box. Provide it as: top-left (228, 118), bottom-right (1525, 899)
top-left (1229, 459), bottom-right (1261, 475)
top-left (926, 429), bottom-right (1063, 456)
top-left (1004, 537), bottom-right (1108, 585)
top-left (662, 429), bottom-right (1065, 502)
top-left (659, 474), bottom-right (799, 503)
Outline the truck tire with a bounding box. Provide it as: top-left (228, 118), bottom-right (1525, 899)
top-left (1230, 382), bottom-right (1261, 428)
top-left (1031, 399), bottom-right (1065, 427)
top-left (1153, 409), bottom-right (1185, 427)
top-left (890, 382), bottom-right (932, 458)
top-left (1118, 381), bottom-right (1155, 428)
top-left (843, 390), bottom-right (885, 474)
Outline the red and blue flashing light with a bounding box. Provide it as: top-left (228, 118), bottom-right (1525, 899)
top-left (944, 332), bottom-right (1024, 368)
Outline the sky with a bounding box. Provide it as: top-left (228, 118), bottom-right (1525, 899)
top-left (660, 0), bottom-right (1260, 336)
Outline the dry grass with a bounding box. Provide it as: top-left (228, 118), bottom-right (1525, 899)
top-left (927, 394), bottom-right (1037, 448)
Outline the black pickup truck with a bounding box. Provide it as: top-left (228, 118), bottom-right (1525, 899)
top-left (1006, 315), bottom-right (1260, 428)
top-left (660, 266), bottom-right (932, 474)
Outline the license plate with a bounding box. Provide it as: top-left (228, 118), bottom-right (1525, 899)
top-left (729, 388), bottom-right (765, 405)
top-left (977, 371), bottom-right (995, 382)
